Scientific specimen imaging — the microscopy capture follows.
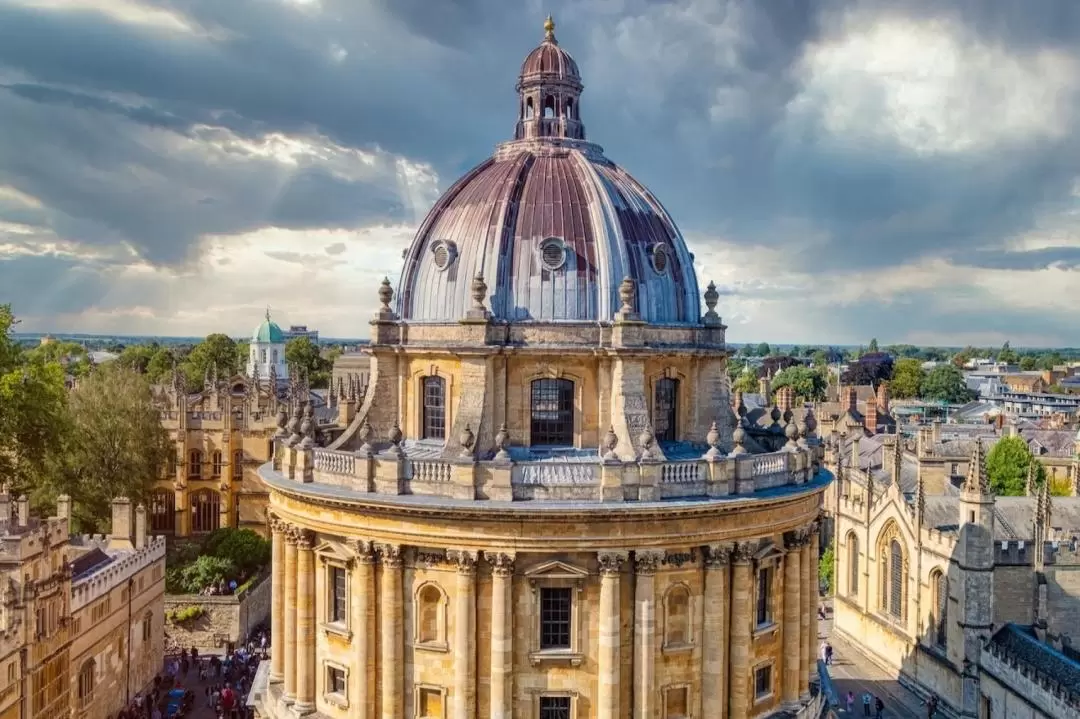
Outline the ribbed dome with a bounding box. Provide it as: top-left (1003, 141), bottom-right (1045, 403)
top-left (395, 19), bottom-right (700, 326)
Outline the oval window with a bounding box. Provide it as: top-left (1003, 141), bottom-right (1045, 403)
top-left (431, 240), bottom-right (457, 271)
top-left (652, 243), bottom-right (669, 274)
top-left (540, 238), bottom-right (566, 271)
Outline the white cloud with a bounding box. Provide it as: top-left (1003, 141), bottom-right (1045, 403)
top-left (788, 14), bottom-right (1078, 155)
top-left (8, 0), bottom-right (206, 35)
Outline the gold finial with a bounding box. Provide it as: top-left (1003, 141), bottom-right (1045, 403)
top-left (544, 15), bottom-right (555, 40)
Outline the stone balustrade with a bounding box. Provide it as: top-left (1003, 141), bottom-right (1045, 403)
top-left (270, 441), bottom-right (819, 503)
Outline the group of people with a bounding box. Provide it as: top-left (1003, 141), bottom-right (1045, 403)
top-left (846, 691), bottom-right (886, 718)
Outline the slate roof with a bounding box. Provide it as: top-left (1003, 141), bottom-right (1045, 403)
top-left (987, 623), bottom-right (1080, 700)
top-left (922, 496), bottom-right (1080, 540)
top-left (69, 547), bottom-right (114, 581)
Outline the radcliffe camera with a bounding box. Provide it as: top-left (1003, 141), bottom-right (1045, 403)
top-left (0, 5), bottom-right (1078, 719)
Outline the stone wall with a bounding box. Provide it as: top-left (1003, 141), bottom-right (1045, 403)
top-left (165, 574), bottom-right (270, 651)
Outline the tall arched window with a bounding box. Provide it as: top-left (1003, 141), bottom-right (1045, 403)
top-left (416, 583), bottom-right (447, 647)
top-left (150, 491), bottom-right (175, 533)
top-left (664, 585), bottom-right (691, 647)
top-left (888, 540), bottom-right (904, 619)
top-left (421, 376), bottom-right (446, 440)
top-left (187, 450), bottom-right (202, 480)
top-left (847, 533), bottom-right (859, 597)
top-left (932, 570), bottom-right (948, 648)
top-left (211, 451), bottom-right (223, 478)
top-left (654, 378), bottom-right (679, 442)
top-left (543, 95), bottom-right (556, 119)
top-left (530, 378), bottom-right (575, 446)
top-left (191, 489), bottom-right (220, 533)
top-left (78, 659), bottom-right (95, 706)
top-left (231, 449), bottom-right (243, 481)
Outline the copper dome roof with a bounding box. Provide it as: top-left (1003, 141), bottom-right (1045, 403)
top-left (395, 19), bottom-right (701, 326)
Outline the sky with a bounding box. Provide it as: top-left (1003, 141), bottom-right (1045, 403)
top-left (2, 0), bottom-right (1080, 346)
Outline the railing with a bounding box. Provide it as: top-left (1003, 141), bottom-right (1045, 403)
top-left (516, 463), bottom-right (598, 486)
top-left (752, 453), bottom-right (787, 476)
top-left (661, 461), bottom-right (701, 484)
top-left (407, 460), bottom-right (452, 483)
top-left (313, 448), bottom-right (355, 476)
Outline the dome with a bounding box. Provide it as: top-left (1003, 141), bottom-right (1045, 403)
top-left (397, 18), bottom-right (700, 325)
top-left (252, 311), bottom-right (285, 343)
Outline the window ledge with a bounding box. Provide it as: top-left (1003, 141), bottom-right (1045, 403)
top-left (753, 622), bottom-right (779, 639)
top-left (323, 691), bottom-right (349, 709)
top-left (754, 692), bottom-right (775, 705)
top-left (321, 623), bottom-right (351, 641)
top-left (413, 641), bottom-right (449, 654)
top-left (529, 649), bottom-right (584, 667)
top-left (662, 642), bottom-right (695, 656)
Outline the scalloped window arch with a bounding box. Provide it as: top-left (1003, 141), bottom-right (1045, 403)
top-left (416, 582), bottom-right (448, 648)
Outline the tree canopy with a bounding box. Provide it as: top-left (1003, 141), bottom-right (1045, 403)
top-left (890, 358), bottom-right (926, 399)
top-left (921, 364), bottom-right (975, 404)
top-left (285, 336), bottom-right (332, 388)
top-left (986, 436), bottom-right (1043, 497)
top-left (841, 352), bottom-right (894, 388)
top-left (183, 333), bottom-right (241, 386)
top-left (770, 365), bottom-right (828, 402)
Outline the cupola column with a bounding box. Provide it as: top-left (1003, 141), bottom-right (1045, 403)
top-left (633, 551), bottom-right (662, 719)
top-left (782, 534), bottom-right (802, 707)
top-left (378, 544), bottom-right (404, 719)
top-left (597, 551), bottom-right (626, 719)
top-left (488, 553), bottom-right (515, 719)
top-left (728, 543), bottom-right (754, 719)
top-left (450, 551), bottom-right (477, 719)
top-left (799, 532), bottom-right (812, 698)
top-left (268, 516), bottom-right (286, 684)
top-left (701, 544), bottom-right (731, 716)
top-left (349, 540), bottom-right (375, 719)
top-left (281, 528), bottom-right (299, 705)
top-left (294, 530), bottom-right (317, 714)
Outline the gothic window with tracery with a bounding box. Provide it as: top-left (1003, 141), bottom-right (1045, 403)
top-left (932, 569), bottom-right (948, 648)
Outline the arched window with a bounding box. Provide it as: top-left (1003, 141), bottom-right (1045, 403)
top-left (525, 96), bottom-right (535, 119)
top-left (530, 378), bottom-right (575, 446)
top-left (142, 610), bottom-right (153, 642)
top-left (416, 583), bottom-right (447, 648)
top-left (187, 450), bottom-right (202, 479)
top-left (932, 569), bottom-right (948, 648)
top-left (78, 659), bottom-right (95, 705)
top-left (565, 97), bottom-right (574, 119)
top-left (260, 349), bottom-right (266, 362)
top-left (847, 533), bottom-right (859, 597)
top-left (272, 349), bottom-right (278, 363)
top-left (231, 449), bottom-right (243, 481)
top-left (211, 451), bottom-right (223, 478)
top-left (421, 376), bottom-right (446, 440)
top-left (190, 490), bottom-right (220, 533)
top-left (654, 377), bottom-right (679, 443)
top-left (889, 540), bottom-right (903, 618)
top-left (664, 585), bottom-right (691, 647)
top-left (543, 95), bottom-right (556, 119)
top-left (150, 491), bottom-right (175, 533)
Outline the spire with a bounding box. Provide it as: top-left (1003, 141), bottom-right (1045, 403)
top-left (1036, 476), bottom-right (1052, 530)
top-left (544, 14), bottom-right (556, 43)
top-left (963, 437), bottom-right (991, 496)
top-left (1026, 461), bottom-right (1037, 496)
top-left (265, 305), bottom-right (271, 322)
top-left (915, 466), bottom-right (926, 524)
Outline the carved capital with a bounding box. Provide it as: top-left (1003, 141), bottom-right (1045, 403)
top-left (347, 539), bottom-right (376, 564)
top-left (447, 550), bottom-right (478, 575)
top-left (633, 550), bottom-right (664, 576)
top-left (281, 523), bottom-right (298, 545)
top-left (704, 543), bottom-right (734, 569)
top-left (486, 552), bottom-right (515, 577)
top-left (376, 543), bottom-right (403, 568)
top-left (597, 551), bottom-right (628, 577)
top-left (732, 542), bottom-right (756, 564)
top-left (293, 528), bottom-right (315, 551)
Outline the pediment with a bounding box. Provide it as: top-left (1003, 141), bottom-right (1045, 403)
top-left (754, 542), bottom-right (784, 563)
top-left (314, 539), bottom-right (352, 563)
top-left (523, 559), bottom-right (589, 581)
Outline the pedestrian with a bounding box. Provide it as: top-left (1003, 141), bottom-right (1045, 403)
top-left (820, 640), bottom-right (829, 663)
top-left (862, 691), bottom-right (872, 718)
top-left (846, 691), bottom-right (855, 714)
top-left (825, 642), bottom-right (833, 665)
top-left (927, 694), bottom-right (939, 718)
top-left (875, 696), bottom-right (884, 719)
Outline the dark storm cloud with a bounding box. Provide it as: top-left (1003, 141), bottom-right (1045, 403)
top-left (1, 0), bottom-right (1080, 335)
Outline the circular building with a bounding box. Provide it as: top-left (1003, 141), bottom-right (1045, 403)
top-left (254, 18), bottom-right (829, 719)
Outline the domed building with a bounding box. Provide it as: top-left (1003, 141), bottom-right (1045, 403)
top-left (248, 310), bottom-right (290, 382)
top-left (253, 18), bottom-right (829, 719)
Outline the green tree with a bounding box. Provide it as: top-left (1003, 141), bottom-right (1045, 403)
top-left (952, 346), bottom-right (977, 368)
top-left (770, 366), bottom-right (828, 402)
top-left (868, 338), bottom-right (879, 352)
top-left (755, 342), bottom-right (771, 357)
top-left (1019, 355), bottom-right (1037, 371)
top-left (890, 358), bottom-right (926, 399)
top-left (819, 545), bottom-right (835, 595)
top-left (285, 336), bottom-right (332, 388)
top-left (811, 350), bottom-right (829, 368)
top-left (183, 333), bottom-right (239, 386)
top-left (732, 369), bottom-right (759, 394)
top-left (44, 364), bottom-right (172, 532)
top-left (986, 436), bottom-right (1043, 497)
top-left (920, 364), bottom-right (974, 404)
top-left (997, 341), bottom-right (1018, 365)
top-left (146, 347), bottom-right (177, 383)
top-left (0, 306), bottom-right (69, 493)
top-left (116, 343), bottom-right (158, 374)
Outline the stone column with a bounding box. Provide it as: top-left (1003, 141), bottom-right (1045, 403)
top-left (728, 543), bottom-right (755, 719)
top-left (782, 533), bottom-right (803, 707)
top-left (282, 527), bottom-right (299, 705)
top-left (349, 540), bottom-right (375, 719)
top-left (597, 551), bottom-right (627, 719)
top-left (269, 516), bottom-right (285, 683)
top-left (809, 523), bottom-right (821, 685)
top-left (702, 544), bottom-right (732, 717)
top-left (378, 544), bottom-right (404, 719)
top-left (487, 553), bottom-right (514, 719)
top-left (633, 550), bottom-right (662, 719)
top-left (800, 531), bottom-right (812, 698)
top-left (449, 550), bottom-right (478, 719)
top-left (294, 529), bottom-right (316, 714)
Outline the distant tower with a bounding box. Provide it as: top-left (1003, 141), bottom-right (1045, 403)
top-left (514, 16), bottom-right (586, 142)
top-left (247, 309), bottom-right (289, 384)
top-left (948, 438), bottom-right (995, 718)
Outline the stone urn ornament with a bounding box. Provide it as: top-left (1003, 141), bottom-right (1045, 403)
top-left (730, 426), bottom-right (748, 456)
top-left (704, 420), bottom-right (722, 459)
top-left (638, 425), bottom-right (655, 460)
top-left (356, 418), bottom-right (374, 455)
top-left (459, 424), bottom-right (475, 458)
top-left (602, 425), bottom-right (619, 461)
top-left (275, 406), bottom-right (289, 437)
top-left (388, 421), bottom-right (403, 448)
top-left (494, 423), bottom-right (511, 461)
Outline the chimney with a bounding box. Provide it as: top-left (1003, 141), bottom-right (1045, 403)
top-left (758, 376), bottom-right (771, 400)
top-left (865, 401), bottom-right (878, 435)
top-left (16, 495), bottom-right (28, 527)
top-left (842, 386), bottom-right (857, 415)
top-left (917, 425), bottom-right (932, 457)
top-left (876, 382), bottom-right (890, 415)
top-left (883, 435), bottom-right (895, 477)
top-left (338, 395), bottom-right (356, 426)
top-left (931, 419), bottom-right (942, 445)
top-left (778, 386), bottom-right (793, 414)
top-left (108, 497), bottom-right (134, 551)
top-left (134, 503), bottom-right (148, 550)
top-left (56, 495), bottom-right (71, 521)
top-left (851, 434), bottom-right (861, 470)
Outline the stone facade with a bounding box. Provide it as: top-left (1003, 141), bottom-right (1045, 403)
top-left (826, 433), bottom-right (1080, 718)
top-left (163, 574), bottom-right (271, 651)
top-left (0, 494), bottom-right (166, 719)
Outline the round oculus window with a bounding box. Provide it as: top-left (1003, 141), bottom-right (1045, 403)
top-left (540, 239), bottom-right (566, 271)
top-left (431, 240), bottom-right (457, 271)
top-left (652, 243), bottom-right (669, 274)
